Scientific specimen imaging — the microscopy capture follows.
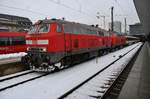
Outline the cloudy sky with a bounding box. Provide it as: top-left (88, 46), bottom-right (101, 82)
top-left (0, 0), bottom-right (140, 31)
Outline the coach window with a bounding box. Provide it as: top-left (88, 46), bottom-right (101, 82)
top-left (12, 37), bottom-right (25, 45)
top-left (0, 37), bottom-right (8, 46)
top-left (56, 24), bottom-right (62, 33)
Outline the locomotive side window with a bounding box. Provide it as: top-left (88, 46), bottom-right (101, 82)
top-left (0, 37), bottom-right (9, 46)
top-left (38, 24), bottom-right (49, 33)
top-left (80, 27), bottom-right (86, 34)
top-left (64, 23), bottom-right (99, 35)
top-left (85, 29), bottom-right (93, 35)
top-left (64, 24), bottom-right (73, 33)
top-left (91, 30), bottom-right (97, 35)
top-left (83, 28), bottom-right (88, 34)
top-left (86, 29), bottom-right (90, 34)
top-left (73, 25), bottom-right (81, 34)
top-left (57, 24), bottom-right (62, 33)
top-left (12, 37), bottom-right (25, 45)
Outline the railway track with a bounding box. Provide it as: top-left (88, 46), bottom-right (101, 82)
top-left (0, 70), bottom-right (34, 82)
top-left (100, 44), bottom-right (143, 99)
top-left (57, 43), bottom-right (142, 99)
top-left (0, 71), bottom-right (49, 92)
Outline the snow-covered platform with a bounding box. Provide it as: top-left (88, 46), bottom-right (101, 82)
top-left (0, 52), bottom-right (27, 76)
top-left (118, 42), bottom-right (150, 99)
top-left (0, 52), bottom-right (26, 65)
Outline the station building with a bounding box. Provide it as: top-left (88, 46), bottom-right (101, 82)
top-left (0, 13), bottom-right (32, 32)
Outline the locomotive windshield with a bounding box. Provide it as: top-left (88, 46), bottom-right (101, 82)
top-left (28, 24), bottom-right (49, 34)
top-left (38, 24), bottom-right (49, 33)
top-left (29, 26), bottom-right (36, 34)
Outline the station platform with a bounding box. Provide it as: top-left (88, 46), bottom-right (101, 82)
top-left (0, 57), bottom-right (21, 65)
top-left (118, 42), bottom-right (150, 99)
top-left (0, 58), bottom-right (27, 76)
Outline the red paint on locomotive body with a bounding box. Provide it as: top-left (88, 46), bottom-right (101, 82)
top-left (0, 32), bottom-right (27, 54)
top-left (110, 32), bottom-right (126, 47)
top-left (26, 20), bottom-right (109, 53)
top-left (24, 19), bottom-right (127, 71)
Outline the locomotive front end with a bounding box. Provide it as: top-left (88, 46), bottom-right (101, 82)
top-left (26, 41), bottom-right (53, 71)
top-left (22, 21), bottom-right (55, 71)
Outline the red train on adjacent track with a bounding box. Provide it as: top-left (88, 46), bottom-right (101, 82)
top-left (0, 32), bottom-right (27, 54)
top-left (22, 18), bottom-right (127, 72)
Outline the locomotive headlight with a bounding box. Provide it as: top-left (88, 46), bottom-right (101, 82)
top-left (42, 47), bottom-right (47, 52)
top-left (27, 47), bottom-right (29, 51)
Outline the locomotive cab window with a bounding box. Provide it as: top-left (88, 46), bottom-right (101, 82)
top-left (38, 24), bottom-right (49, 33)
top-left (29, 25), bottom-right (37, 34)
top-left (56, 24), bottom-right (62, 33)
top-left (29, 24), bottom-right (49, 34)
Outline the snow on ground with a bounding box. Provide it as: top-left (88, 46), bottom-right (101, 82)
top-left (0, 72), bottom-right (44, 90)
top-left (0, 43), bottom-right (142, 99)
top-left (66, 43), bottom-right (141, 98)
top-left (0, 52), bottom-right (27, 60)
top-left (0, 70), bottom-right (32, 81)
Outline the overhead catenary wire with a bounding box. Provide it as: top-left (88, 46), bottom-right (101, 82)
top-left (75, 0), bottom-right (82, 12)
top-left (47, 0), bottom-right (96, 19)
top-left (0, 0), bottom-right (108, 23)
top-left (112, 0), bottom-right (130, 33)
top-left (112, 0), bottom-right (128, 17)
top-left (0, 2), bottom-right (96, 23)
top-left (47, 0), bottom-right (111, 28)
top-left (0, 4), bottom-right (50, 17)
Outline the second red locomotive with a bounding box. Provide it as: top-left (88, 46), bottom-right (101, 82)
top-left (22, 19), bottom-right (126, 71)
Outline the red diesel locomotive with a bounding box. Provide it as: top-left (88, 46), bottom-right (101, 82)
top-left (0, 32), bottom-right (27, 54)
top-left (22, 19), bottom-right (126, 71)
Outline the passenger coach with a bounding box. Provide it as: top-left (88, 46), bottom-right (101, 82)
top-left (0, 32), bottom-right (26, 54)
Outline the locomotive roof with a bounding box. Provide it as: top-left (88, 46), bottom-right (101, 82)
top-left (37, 19), bottom-right (105, 31)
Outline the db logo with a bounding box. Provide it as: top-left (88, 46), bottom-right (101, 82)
top-left (32, 40), bottom-right (37, 44)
